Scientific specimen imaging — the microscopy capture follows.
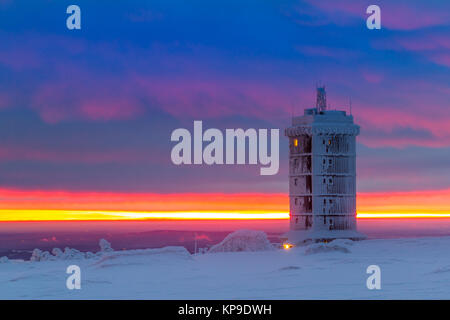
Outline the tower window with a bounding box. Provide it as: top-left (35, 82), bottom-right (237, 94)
top-left (294, 139), bottom-right (298, 147)
top-left (295, 198), bottom-right (298, 205)
top-left (329, 159), bottom-right (332, 164)
top-left (328, 140), bottom-right (331, 145)
top-left (294, 178), bottom-right (298, 186)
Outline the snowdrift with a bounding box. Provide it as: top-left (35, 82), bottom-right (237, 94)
top-left (208, 229), bottom-right (274, 253)
top-left (304, 240), bottom-right (351, 255)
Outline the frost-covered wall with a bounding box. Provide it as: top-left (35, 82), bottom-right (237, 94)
top-left (285, 106), bottom-right (359, 234)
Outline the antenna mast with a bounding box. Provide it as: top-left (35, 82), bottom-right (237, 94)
top-left (316, 86), bottom-right (327, 112)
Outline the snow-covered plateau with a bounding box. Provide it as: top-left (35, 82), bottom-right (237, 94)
top-left (1, 231), bottom-right (449, 299)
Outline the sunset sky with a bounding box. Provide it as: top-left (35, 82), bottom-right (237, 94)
top-left (0, 0), bottom-right (449, 221)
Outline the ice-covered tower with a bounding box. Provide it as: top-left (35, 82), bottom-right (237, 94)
top-left (283, 87), bottom-right (365, 244)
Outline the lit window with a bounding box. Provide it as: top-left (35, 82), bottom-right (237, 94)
top-left (294, 139), bottom-right (298, 147)
top-left (328, 140), bottom-right (331, 145)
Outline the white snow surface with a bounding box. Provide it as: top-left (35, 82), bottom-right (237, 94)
top-left (1, 236), bottom-right (450, 299)
top-left (208, 229), bottom-right (274, 253)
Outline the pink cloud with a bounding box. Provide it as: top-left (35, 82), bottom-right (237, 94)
top-left (361, 69), bottom-right (384, 84)
top-left (31, 68), bottom-right (145, 123)
top-left (132, 74), bottom-right (307, 121)
top-left (0, 92), bottom-right (11, 109)
top-left (79, 97), bottom-right (143, 121)
top-left (295, 45), bottom-right (359, 60)
top-left (354, 104), bottom-right (450, 148)
top-left (0, 49), bottom-right (41, 71)
top-left (0, 146), bottom-right (156, 164)
top-left (372, 32), bottom-right (450, 68)
top-left (428, 53), bottom-right (450, 68)
top-left (25, 67), bottom-right (450, 149)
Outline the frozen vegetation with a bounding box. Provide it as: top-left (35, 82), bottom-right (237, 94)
top-left (28, 239), bottom-right (114, 261)
top-left (1, 233), bottom-right (450, 299)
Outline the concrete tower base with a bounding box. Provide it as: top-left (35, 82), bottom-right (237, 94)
top-left (281, 229), bottom-right (367, 245)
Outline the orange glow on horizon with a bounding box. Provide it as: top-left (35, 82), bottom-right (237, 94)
top-left (0, 209), bottom-right (289, 221)
top-left (0, 188), bottom-right (450, 221)
top-left (0, 210), bottom-right (450, 221)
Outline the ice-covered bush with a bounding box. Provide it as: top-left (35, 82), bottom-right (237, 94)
top-left (62, 247), bottom-right (86, 259)
top-left (29, 238), bottom-right (114, 261)
top-left (30, 248), bottom-right (56, 261)
top-left (51, 248), bottom-right (63, 258)
top-left (99, 239), bottom-right (113, 252)
top-left (208, 229), bottom-right (274, 253)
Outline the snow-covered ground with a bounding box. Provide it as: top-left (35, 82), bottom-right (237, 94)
top-left (1, 234), bottom-right (450, 299)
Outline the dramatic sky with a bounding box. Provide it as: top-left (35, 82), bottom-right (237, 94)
top-left (0, 0), bottom-right (449, 219)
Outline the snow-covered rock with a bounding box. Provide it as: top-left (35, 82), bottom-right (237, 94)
top-left (208, 229), bottom-right (274, 253)
top-left (0, 256), bottom-right (8, 263)
top-left (99, 239), bottom-right (113, 252)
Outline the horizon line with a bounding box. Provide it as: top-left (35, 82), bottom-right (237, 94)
top-left (1, 210), bottom-right (450, 221)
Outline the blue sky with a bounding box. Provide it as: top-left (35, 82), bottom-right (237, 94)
top-left (0, 0), bottom-right (449, 194)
